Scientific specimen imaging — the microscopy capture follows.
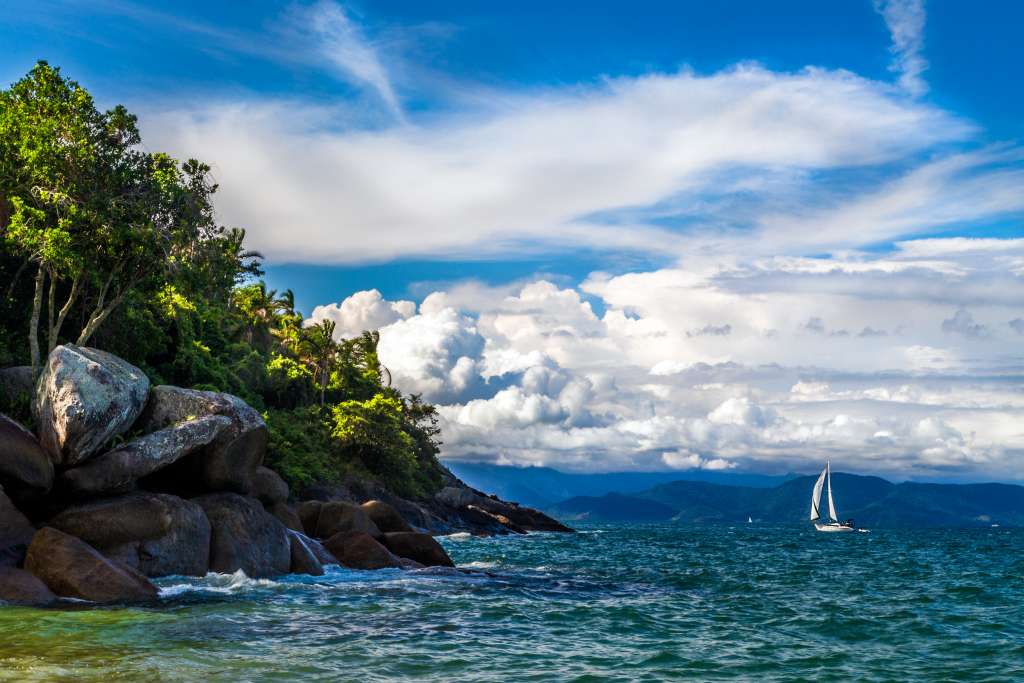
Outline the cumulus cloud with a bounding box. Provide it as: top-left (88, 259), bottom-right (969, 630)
top-left (307, 289), bottom-right (415, 338)
top-left (941, 309), bottom-right (990, 339)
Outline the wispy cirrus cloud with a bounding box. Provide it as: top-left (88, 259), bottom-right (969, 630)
top-left (873, 0), bottom-right (930, 96)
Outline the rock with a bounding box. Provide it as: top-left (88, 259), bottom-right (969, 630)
top-left (133, 386), bottom-right (269, 495)
top-left (0, 413), bottom-right (53, 499)
top-left (0, 566), bottom-right (57, 605)
top-left (288, 531), bottom-right (324, 576)
top-left (195, 492), bottom-right (290, 578)
top-left (33, 345), bottom-right (150, 467)
top-left (292, 532), bottom-right (338, 567)
top-left (321, 530), bottom-right (402, 570)
top-left (46, 492), bottom-right (211, 578)
top-left (0, 485), bottom-right (37, 567)
top-left (250, 467), bottom-right (288, 505)
top-left (297, 500), bottom-right (323, 537)
top-left (378, 532), bottom-right (455, 568)
top-left (386, 498), bottom-right (437, 533)
top-left (0, 366), bottom-right (34, 407)
top-left (361, 500), bottom-right (414, 533)
top-left (399, 558), bottom-right (425, 569)
top-left (55, 415), bottom-right (232, 499)
top-left (23, 527), bottom-right (159, 602)
top-left (265, 503), bottom-right (303, 533)
top-left (435, 487), bottom-right (476, 508)
top-left (466, 505), bottom-right (526, 534)
top-left (316, 502), bottom-right (381, 539)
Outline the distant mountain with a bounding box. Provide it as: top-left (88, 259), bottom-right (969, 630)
top-left (545, 473), bottom-right (1024, 527)
top-left (442, 461), bottom-right (801, 509)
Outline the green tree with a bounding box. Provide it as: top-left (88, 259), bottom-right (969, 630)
top-left (298, 319), bottom-right (338, 407)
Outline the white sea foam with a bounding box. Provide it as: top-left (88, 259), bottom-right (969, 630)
top-left (157, 569), bottom-right (284, 597)
top-left (446, 532), bottom-right (474, 541)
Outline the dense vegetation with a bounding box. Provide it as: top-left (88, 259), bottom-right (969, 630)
top-left (0, 62), bottom-right (445, 499)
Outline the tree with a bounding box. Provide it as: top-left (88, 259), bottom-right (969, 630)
top-left (298, 319), bottom-right (338, 407)
top-left (0, 62), bottom-right (221, 375)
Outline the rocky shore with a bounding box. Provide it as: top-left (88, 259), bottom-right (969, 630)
top-left (0, 344), bottom-right (572, 606)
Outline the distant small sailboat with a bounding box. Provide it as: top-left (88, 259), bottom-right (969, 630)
top-left (748, 517), bottom-right (753, 523)
top-left (811, 462), bottom-right (857, 532)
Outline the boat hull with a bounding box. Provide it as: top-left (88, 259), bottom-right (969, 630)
top-left (814, 523), bottom-right (855, 532)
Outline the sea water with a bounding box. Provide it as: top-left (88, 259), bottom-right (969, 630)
top-left (0, 523), bottom-right (1021, 682)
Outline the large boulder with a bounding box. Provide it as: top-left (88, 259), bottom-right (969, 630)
top-left (250, 467), bottom-right (288, 505)
top-left (33, 345), bottom-right (150, 467)
top-left (195, 492), bottom-right (290, 578)
top-left (362, 500), bottom-right (414, 533)
top-left (23, 527), bottom-right (159, 602)
top-left (46, 492), bottom-right (211, 578)
top-left (134, 386), bottom-right (269, 495)
top-left (288, 531), bottom-right (324, 576)
top-left (0, 486), bottom-right (37, 567)
top-left (378, 532), bottom-right (455, 568)
top-left (56, 415), bottom-right (232, 499)
top-left (0, 566), bottom-right (57, 605)
top-left (316, 502), bottom-right (381, 539)
top-left (321, 530), bottom-right (402, 570)
top-left (0, 413), bottom-right (53, 499)
top-left (265, 503), bottom-right (303, 533)
top-left (297, 500), bottom-right (323, 537)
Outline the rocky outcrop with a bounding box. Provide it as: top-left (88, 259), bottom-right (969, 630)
top-left (23, 527), bottom-right (159, 602)
top-left (250, 467), bottom-right (288, 505)
top-left (0, 566), bottom-right (57, 605)
top-left (316, 502), bottom-right (381, 539)
top-left (467, 505), bottom-right (526, 534)
top-left (196, 492), bottom-right (290, 578)
top-left (430, 485), bottom-right (575, 535)
top-left (134, 386), bottom-right (269, 495)
top-left (322, 530), bottom-right (402, 570)
top-left (362, 500), bottom-right (414, 533)
top-left (56, 415), bottom-right (231, 499)
top-left (0, 414), bottom-right (53, 500)
top-left (33, 345), bottom-right (150, 466)
top-left (297, 501), bottom-right (323, 537)
top-left (378, 532), bottom-right (455, 568)
top-left (46, 492), bottom-right (211, 578)
top-left (265, 503), bottom-right (303, 533)
top-left (288, 532), bottom-right (324, 576)
top-left (0, 486), bottom-right (37, 567)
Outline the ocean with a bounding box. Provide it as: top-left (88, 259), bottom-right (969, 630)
top-left (0, 523), bottom-right (1021, 682)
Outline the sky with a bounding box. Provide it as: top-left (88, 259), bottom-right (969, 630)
top-left (4, 0), bottom-right (1023, 481)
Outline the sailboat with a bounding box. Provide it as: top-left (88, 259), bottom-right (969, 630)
top-left (810, 462), bottom-right (855, 532)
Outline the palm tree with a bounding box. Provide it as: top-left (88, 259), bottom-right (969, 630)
top-left (298, 319), bottom-right (338, 407)
top-left (232, 281), bottom-right (283, 350)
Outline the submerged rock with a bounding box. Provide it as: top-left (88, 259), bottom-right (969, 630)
top-left (56, 415), bottom-right (231, 499)
top-left (0, 413), bottom-right (53, 500)
top-left (265, 503), bottom-right (303, 533)
top-left (134, 386), bottom-right (269, 495)
top-left (378, 532), bottom-right (455, 568)
top-left (196, 492), bottom-right (290, 578)
top-left (288, 531), bottom-right (324, 576)
top-left (322, 530), bottom-right (402, 570)
top-left (0, 566), bottom-right (57, 605)
top-left (250, 467), bottom-right (288, 505)
top-left (46, 492), bottom-right (211, 578)
top-left (0, 486), bottom-right (37, 567)
top-left (33, 345), bottom-right (150, 467)
top-left (297, 500), bottom-right (323, 537)
top-left (361, 500), bottom-right (414, 533)
top-left (23, 527), bottom-right (159, 602)
top-left (316, 502), bottom-right (381, 539)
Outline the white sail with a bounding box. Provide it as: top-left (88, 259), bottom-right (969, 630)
top-left (827, 461), bottom-right (838, 522)
top-left (810, 466), bottom-right (827, 520)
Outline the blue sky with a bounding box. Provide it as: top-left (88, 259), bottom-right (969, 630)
top-left (4, 1), bottom-right (1024, 480)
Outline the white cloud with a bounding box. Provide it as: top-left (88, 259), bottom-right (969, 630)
top-left (307, 289), bottom-right (415, 338)
top-left (874, 0), bottom-right (929, 96)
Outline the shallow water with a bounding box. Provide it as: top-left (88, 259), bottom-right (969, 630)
top-left (1, 523), bottom-right (1021, 682)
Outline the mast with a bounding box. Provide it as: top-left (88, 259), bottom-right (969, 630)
top-left (827, 461), bottom-right (838, 522)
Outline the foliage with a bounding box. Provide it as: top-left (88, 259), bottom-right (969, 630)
top-left (0, 63), bottom-right (446, 500)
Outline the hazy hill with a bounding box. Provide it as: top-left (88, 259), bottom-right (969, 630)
top-left (546, 473), bottom-right (1024, 527)
top-left (443, 462), bottom-right (800, 508)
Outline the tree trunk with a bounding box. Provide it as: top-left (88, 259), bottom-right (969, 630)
top-left (48, 271), bottom-right (84, 354)
top-left (29, 264), bottom-right (46, 381)
top-left (320, 365), bottom-right (327, 407)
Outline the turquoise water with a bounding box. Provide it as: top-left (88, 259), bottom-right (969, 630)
top-left (1, 523), bottom-right (1022, 682)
